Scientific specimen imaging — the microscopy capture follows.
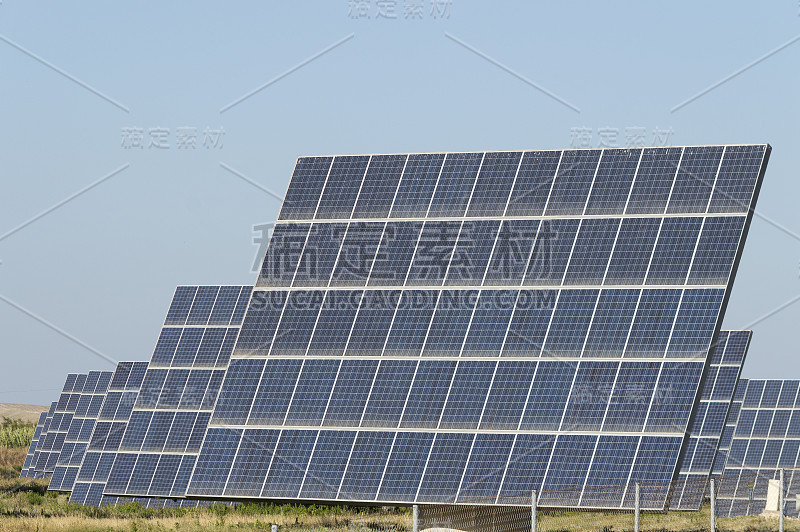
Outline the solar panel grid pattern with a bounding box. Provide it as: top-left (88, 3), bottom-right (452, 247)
top-left (102, 286), bottom-right (249, 499)
top-left (669, 330), bottom-right (750, 510)
top-left (33, 374), bottom-right (89, 475)
top-left (21, 409), bottom-right (48, 477)
top-left (188, 145), bottom-right (768, 510)
top-left (68, 361), bottom-right (148, 507)
top-left (29, 402), bottom-right (57, 478)
top-left (67, 361), bottom-right (204, 509)
top-left (48, 370), bottom-right (113, 492)
top-left (716, 379), bottom-right (800, 517)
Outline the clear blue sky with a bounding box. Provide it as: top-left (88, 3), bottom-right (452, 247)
top-left (1, 1), bottom-right (798, 405)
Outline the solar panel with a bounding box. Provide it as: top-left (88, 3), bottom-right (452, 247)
top-left (28, 402), bottom-right (58, 478)
top-left (186, 144), bottom-right (770, 511)
top-left (68, 361), bottom-right (148, 507)
top-left (101, 286), bottom-right (248, 500)
top-left (716, 378), bottom-right (800, 517)
top-left (669, 330), bottom-right (750, 510)
top-left (20, 410), bottom-right (48, 478)
top-left (33, 374), bottom-right (88, 476)
top-left (48, 370), bottom-right (113, 492)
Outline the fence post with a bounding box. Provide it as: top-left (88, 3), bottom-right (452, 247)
top-left (635, 482), bottom-right (640, 532)
top-left (709, 478), bottom-right (716, 532)
top-left (780, 469), bottom-right (784, 532)
top-left (531, 490), bottom-right (537, 532)
top-left (413, 504), bottom-right (419, 532)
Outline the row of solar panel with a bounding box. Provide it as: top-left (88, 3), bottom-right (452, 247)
top-left (671, 473), bottom-right (713, 510)
top-left (278, 146), bottom-right (766, 221)
top-left (164, 286), bottom-right (252, 327)
top-left (105, 453), bottom-right (198, 498)
top-left (54, 395), bottom-right (104, 419)
top-left (117, 411), bottom-right (212, 453)
top-left (234, 288), bottom-right (724, 359)
top-left (46, 372), bottom-right (114, 489)
top-left (149, 327), bottom-right (240, 368)
top-left (211, 358), bottom-right (703, 434)
top-left (107, 362), bottom-right (150, 392)
top-left (136, 368), bottom-right (225, 410)
top-left (32, 380), bottom-right (96, 475)
top-left (732, 409), bottom-right (800, 438)
top-left (187, 428), bottom-right (679, 509)
top-left (21, 410), bottom-right (48, 477)
top-left (62, 371), bottom-right (114, 394)
top-left (257, 216), bottom-right (745, 288)
top-left (715, 380), bottom-right (800, 517)
top-left (664, 332), bottom-right (750, 510)
top-left (25, 403), bottom-right (57, 476)
top-left (737, 380), bottom-right (800, 408)
top-left (70, 479), bottom-right (208, 508)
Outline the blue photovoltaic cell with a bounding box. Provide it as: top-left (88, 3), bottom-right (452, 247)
top-left (338, 431), bottom-right (395, 500)
top-left (406, 221), bottom-right (461, 286)
top-left (331, 222), bottom-right (385, 286)
top-left (523, 219), bottom-right (579, 285)
top-left (666, 146), bottom-right (723, 214)
top-left (465, 151), bottom-right (522, 217)
top-left (352, 154), bottom-right (407, 219)
top-left (625, 147), bottom-right (682, 215)
top-left (368, 222), bottom-right (422, 286)
top-left (165, 287), bottom-right (197, 326)
top-left (293, 223), bottom-right (347, 286)
top-left (504, 151), bottom-right (560, 217)
top-left (708, 145), bottom-right (767, 214)
top-left (427, 152), bottom-right (483, 218)
top-left (307, 290), bottom-right (361, 357)
top-left (316, 156), bottom-right (369, 219)
top-left (390, 153), bottom-right (445, 218)
top-left (584, 149), bottom-right (641, 216)
top-left (417, 433), bottom-right (474, 503)
top-left (299, 430), bottom-right (356, 500)
top-left (257, 224), bottom-right (310, 287)
top-left (383, 290), bottom-right (437, 357)
top-left (279, 156), bottom-right (332, 220)
top-left (484, 220), bottom-right (539, 285)
top-left (445, 220), bottom-right (500, 286)
top-left (544, 150), bottom-right (600, 216)
top-left (605, 218), bottom-right (661, 285)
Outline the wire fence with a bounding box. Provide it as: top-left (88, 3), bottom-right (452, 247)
top-left (414, 470), bottom-right (800, 532)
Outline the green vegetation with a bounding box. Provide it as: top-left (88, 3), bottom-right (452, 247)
top-left (0, 417), bottom-right (33, 480)
top-left (0, 480), bottom-right (410, 531)
top-left (0, 417), bottom-right (35, 448)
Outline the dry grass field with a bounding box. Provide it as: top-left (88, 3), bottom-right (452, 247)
top-left (0, 403), bottom-right (48, 424)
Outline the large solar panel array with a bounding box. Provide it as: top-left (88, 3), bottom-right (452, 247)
top-left (182, 145), bottom-right (769, 511)
top-left (669, 330), bottom-right (750, 510)
top-left (68, 361), bottom-right (148, 507)
top-left (712, 383), bottom-right (745, 478)
top-left (48, 370), bottom-right (114, 492)
top-left (716, 379), bottom-right (800, 517)
top-left (102, 285), bottom-right (249, 500)
top-left (32, 374), bottom-right (93, 476)
top-left (20, 145), bottom-right (772, 513)
top-left (21, 408), bottom-right (49, 477)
